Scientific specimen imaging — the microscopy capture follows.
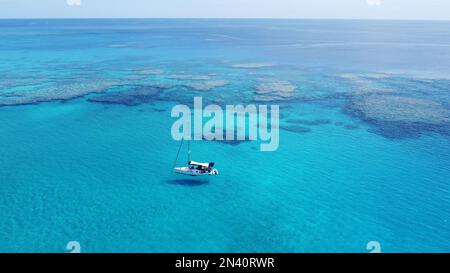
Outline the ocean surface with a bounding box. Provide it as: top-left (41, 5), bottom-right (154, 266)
top-left (0, 19), bottom-right (449, 253)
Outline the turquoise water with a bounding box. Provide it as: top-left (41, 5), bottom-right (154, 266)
top-left (0, 19), bottom-right (450, 253)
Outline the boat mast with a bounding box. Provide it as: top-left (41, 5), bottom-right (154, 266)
top-left (172, 138), bottom-right (184, 171)
top-left (188, 139), bottom-right (191, 163)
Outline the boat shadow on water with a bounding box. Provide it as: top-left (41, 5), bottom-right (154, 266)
top-left (166, 178), bottom-right (210, 187)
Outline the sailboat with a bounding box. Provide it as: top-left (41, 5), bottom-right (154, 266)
top-left (173, 139), bottom-right (219, 176)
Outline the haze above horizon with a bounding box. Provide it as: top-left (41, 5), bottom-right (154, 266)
top-left (0, 0), bottom-right (450, 21)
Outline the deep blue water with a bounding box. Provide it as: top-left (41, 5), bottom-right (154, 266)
top-left (0, 19), bottom-right (449, 253)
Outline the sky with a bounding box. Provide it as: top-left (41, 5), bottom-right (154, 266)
top-left (0, 0), bottom-right (449, 20)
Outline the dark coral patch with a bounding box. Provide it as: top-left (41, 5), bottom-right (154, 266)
top-left (281, 125), bottom-right (312, 134)
top-left (344, 95), bottom-right (450, 139)
top-left (344, 124), bottom-right (360, 130)
top-left (88, 85), bottom-right (165, 106)
top-left (285, 119), bottom-right (331, 126)
top-left (202, 129), bottom-right (249, 146)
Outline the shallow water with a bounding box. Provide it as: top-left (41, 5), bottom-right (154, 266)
top-left (0, 19), bottom-right (450, 253)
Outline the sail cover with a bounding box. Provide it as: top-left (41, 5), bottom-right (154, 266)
top-left (189, 161), bottom-right (213, 168)
top-left (188, 161), bottom-right (209, 168)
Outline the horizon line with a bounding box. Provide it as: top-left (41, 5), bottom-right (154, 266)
top-left (0, 17), bottom-right (449, 22)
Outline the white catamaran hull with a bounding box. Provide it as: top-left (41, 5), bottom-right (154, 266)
top-left (174, 167), bottom-right (219, 176)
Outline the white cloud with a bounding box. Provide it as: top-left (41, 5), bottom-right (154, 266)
top-left (366, 0), bottom-right (383, 6)
top-left (66, 0), bottom-right (81, 6)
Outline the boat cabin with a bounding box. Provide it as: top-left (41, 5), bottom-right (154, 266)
top-left (188, 161), bottom-right (215, 172)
